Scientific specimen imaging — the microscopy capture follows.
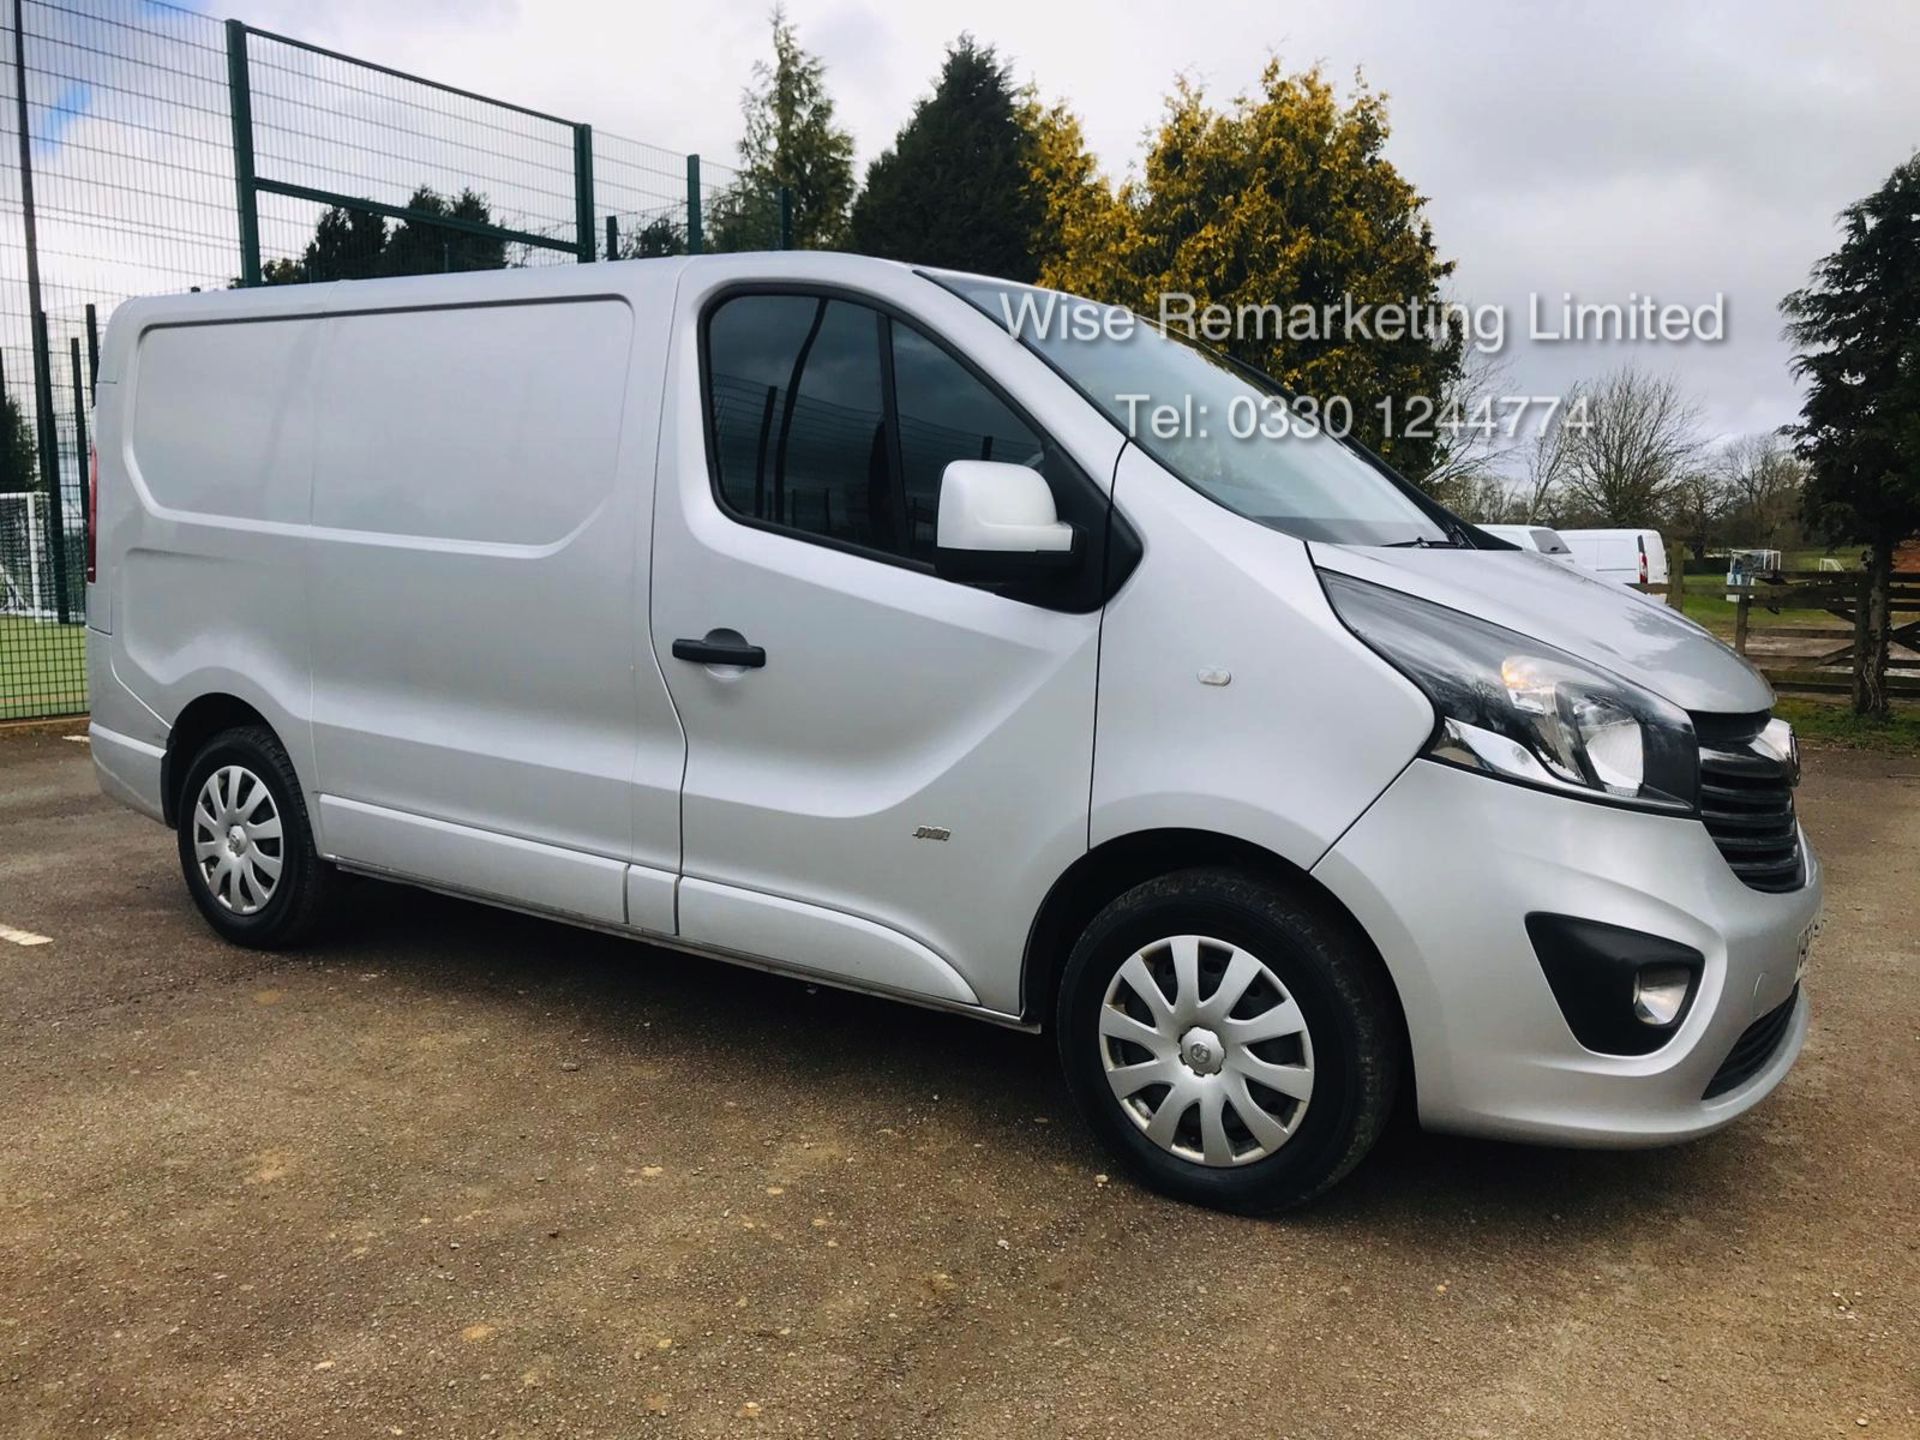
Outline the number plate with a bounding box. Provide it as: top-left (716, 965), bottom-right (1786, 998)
top-left (1794, 920), bottom-right (1818, 985)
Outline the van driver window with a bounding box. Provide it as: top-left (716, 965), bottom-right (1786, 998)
top-left (705, 292), bottom-right (1050, 565)
top-left (887, 320), bottom-right (1045, 562)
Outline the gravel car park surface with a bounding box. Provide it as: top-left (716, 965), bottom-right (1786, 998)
top-left (1, 722), bottom-right (1915, 1438)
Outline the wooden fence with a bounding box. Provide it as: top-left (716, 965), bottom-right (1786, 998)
top-left (1634, 569), bottom-right (1920, 700)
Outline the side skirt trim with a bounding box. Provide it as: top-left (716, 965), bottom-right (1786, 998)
top-left (329, 859), bottom-right (1038, 1033)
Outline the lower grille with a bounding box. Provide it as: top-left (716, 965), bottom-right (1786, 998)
top-left (1703, 986), bottom-right (1800, 1099)
top-left (1695, 712), bottom-right (1804, 893)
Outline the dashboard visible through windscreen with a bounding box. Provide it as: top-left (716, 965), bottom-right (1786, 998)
top-left (931, 273), bottom-right (1457, 548)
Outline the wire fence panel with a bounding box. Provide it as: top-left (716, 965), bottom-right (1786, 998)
top-left (594, 130), bottom-right (692, 259)
top-left (0, 0), bottom-right (793, 720)
top-left (1, 0), bottom-right (239, 718)
top-left (696, 153), bottom-right (785, 253)
top-left (244, 25), bottom-right (587, 277)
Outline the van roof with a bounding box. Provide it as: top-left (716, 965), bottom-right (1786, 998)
top-left (97, 250), bottom-right (929, 385)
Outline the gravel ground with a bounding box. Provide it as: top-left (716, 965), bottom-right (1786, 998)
top-left (1, 723), bottom-right (1915, 1439)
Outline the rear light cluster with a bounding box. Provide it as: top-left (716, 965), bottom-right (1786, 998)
top-left (86, 445), bottom-right (98, 583)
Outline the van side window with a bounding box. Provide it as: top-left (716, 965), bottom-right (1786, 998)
top-left (704, 291), bottom-right (1051, 567)
top-left (707, 295), bottom-right (896, 553)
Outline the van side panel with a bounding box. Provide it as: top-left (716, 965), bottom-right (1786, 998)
top-left (114, 313), bottom-right (324, 792)
top-left (305, 296), bottom-right (674, 928)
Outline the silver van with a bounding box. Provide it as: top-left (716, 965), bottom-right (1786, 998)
top-left (86, 255), bottom-right (1820, 1211)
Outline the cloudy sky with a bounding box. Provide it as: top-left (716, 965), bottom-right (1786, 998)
top-left (214, 0), bottom-right (1919, 450)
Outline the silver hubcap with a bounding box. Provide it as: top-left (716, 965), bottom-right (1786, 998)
top-left (1099, 934), bottom-right (1315, 1167)
top-left (191, 765), bottom-right (284, 915)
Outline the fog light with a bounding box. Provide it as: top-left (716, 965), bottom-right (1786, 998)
top-left (1632, 965), bottom-right (1693, 1026)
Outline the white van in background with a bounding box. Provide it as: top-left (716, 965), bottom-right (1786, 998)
top-left (86, 255), bottom-right (1818, 1213)
top-left (1477, 523), bottom-right (1577, 562)
top-left (1561, 528), bottom-right (1670, 588)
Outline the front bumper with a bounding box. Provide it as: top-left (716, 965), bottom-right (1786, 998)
top-left (1311, 758), bottom-right (1821, 1146)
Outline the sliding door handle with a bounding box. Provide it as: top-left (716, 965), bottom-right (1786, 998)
top-left (672, 632), bottom-right (766, 669)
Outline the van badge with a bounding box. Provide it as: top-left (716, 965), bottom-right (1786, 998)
top-left (912, 825), bottom-right (951, 842)
top-left (1198, 668), bottom-right (1231, 687)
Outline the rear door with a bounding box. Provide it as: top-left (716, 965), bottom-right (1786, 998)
top-left (649, 268), bottom-right (1125, 1015)
top-left (1599, 537), bottom-right (1635, 581)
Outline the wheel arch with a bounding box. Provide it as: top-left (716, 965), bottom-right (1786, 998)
top-left (1020, 827), bottom-right (1411, 1062)
top-left (161, 693), bottom-right (274, 826)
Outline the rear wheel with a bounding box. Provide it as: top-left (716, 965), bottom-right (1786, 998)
top-left (176, 725), bottom-right (335, 948)
top-left (1057, 868), bottom-right (1399, 1213)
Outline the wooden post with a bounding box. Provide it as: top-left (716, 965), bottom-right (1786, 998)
top-left (1668, 557), bottom-right (1686, 612)
top-left (1733, 588), bottom-right (1750, 655)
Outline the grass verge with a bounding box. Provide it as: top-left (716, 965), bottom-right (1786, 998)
top-left (1775, 695), bottom-right (1920, 755)
top-left (1677, 592), bottom-right (1848, 635)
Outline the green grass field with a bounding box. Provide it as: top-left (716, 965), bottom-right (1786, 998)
top-left (1781, 547), bottom-right (1861, 573)
top-left (0, 614), bottom-right (88, 721)
top-left (1677, 590), bottom-right (1850, 635)
top-left (1775, 695), bottom-right (1920, 753)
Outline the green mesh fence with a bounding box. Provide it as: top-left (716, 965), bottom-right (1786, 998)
top-left (0, 0), bottom-right (787, 720)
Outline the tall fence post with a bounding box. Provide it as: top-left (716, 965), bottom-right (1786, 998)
top-left (605, 214), bottom-right (618, 262)
top-left (225, 20), bottom-right (261, 286)
top-left (11, 0), bottom-right (69, 622)
top-left (686, 153), bottom-right (703, 255)
top-left (84, 302), bottom-right (99, 400)
top-left (69, 338), bottom-right (88, 544)
top-left (26, 314), bottom-right (65, 622)
top-left (572, 123), bottom-right (595, 262)
top-left (778, 186), bottom-right (793, 249)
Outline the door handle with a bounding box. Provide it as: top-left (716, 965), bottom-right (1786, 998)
top-left (672, 633), bottom-right (766, 669)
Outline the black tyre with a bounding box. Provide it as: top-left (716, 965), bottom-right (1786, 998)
top-left (1057, 868), bottom-right (1400, 1213)
top-left (175, 724), bottom-right (336, 949)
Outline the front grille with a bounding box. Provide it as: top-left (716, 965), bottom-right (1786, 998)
top-left (1703, 986), bottom-right (1800, 1099)
top-left (1694, 712), bottom-right (1804, 893)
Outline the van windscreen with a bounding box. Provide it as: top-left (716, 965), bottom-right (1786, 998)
top-left (929, 273), bottom-right (1454, 549)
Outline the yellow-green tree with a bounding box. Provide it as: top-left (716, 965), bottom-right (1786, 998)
top-left (1033, 65), bottom-right (1462, 479)
top-left (1023, 98), bottom-right (1128, 297)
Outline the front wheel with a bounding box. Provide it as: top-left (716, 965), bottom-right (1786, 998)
top-left (176, 724), bottom-right (336, 948)
top-left (1056, 868), bottom-right (1400, 1213)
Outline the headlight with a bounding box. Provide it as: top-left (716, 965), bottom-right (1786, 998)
top-left (1321, 571), bottom-right (1698, 813)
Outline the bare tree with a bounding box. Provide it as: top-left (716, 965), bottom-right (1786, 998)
top-left (1421, 347), bottom-right (1520, 503)
top-left (1519, 382), bottom-right (1579, 522)
top-left (1558, 364), bottom-right (1703, 525)
top-left (1663, 466), bottom-right (1729, 561)
top-left (1449, 472), bottom-right (1524, 525)
top-left (1715, 431), bottom-right (1806, 548)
